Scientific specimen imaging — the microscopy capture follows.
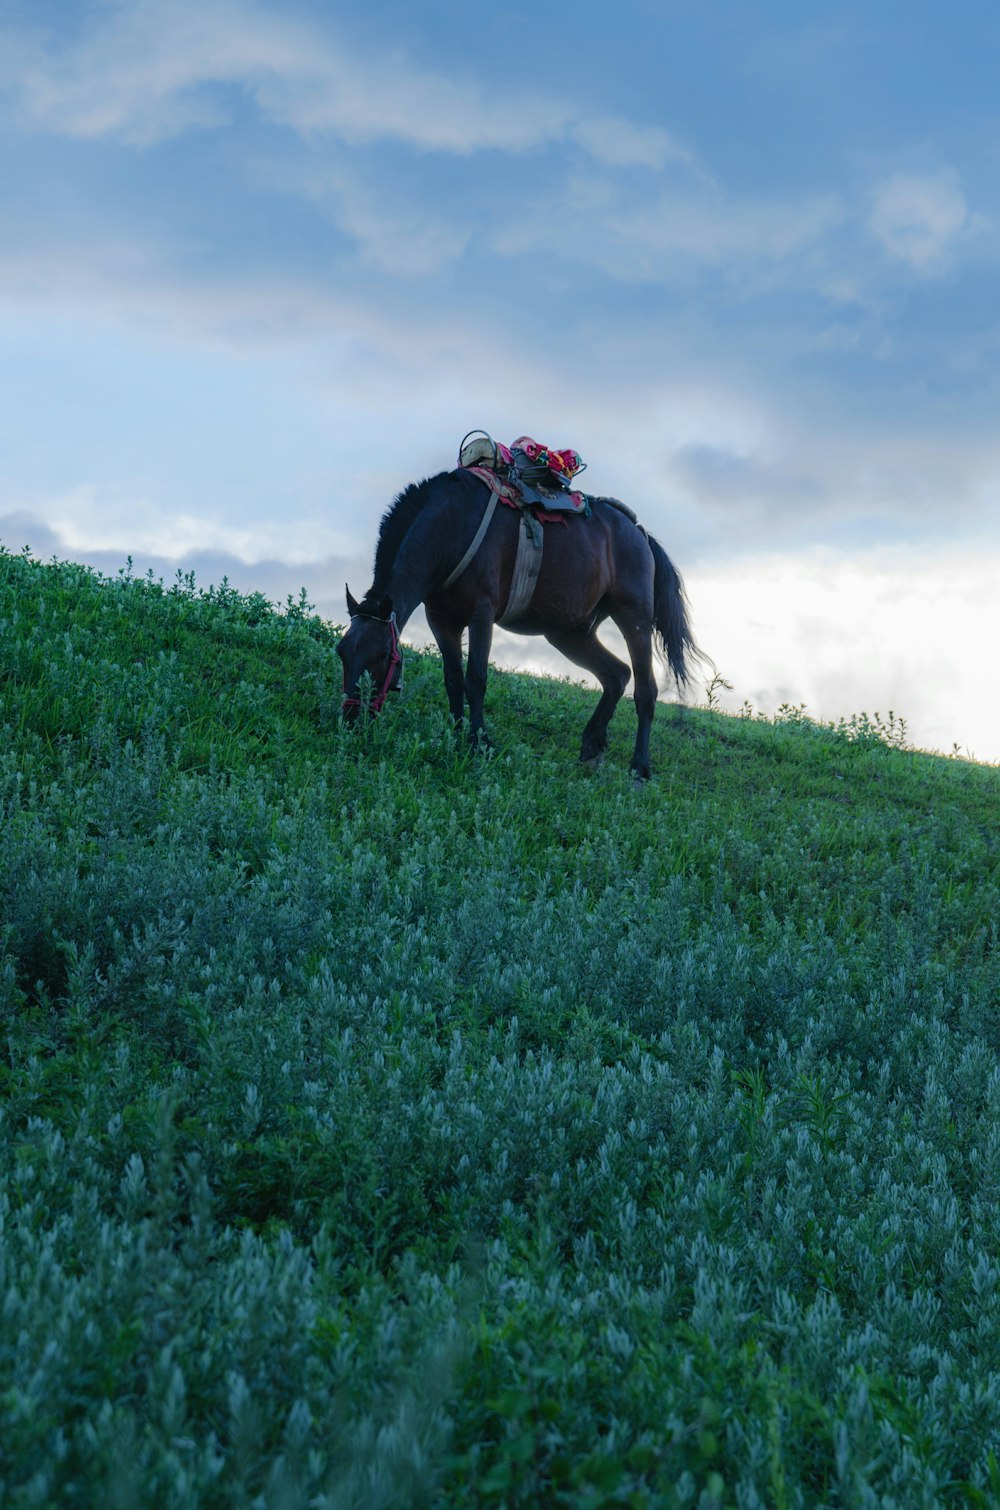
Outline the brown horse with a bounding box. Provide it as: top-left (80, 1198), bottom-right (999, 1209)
top-left (338, 468), bottom-right (697, 777)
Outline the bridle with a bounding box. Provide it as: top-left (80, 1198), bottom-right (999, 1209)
top-left (341, 610), bottom-right (403, 714)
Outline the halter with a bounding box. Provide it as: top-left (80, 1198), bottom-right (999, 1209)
top-left (342, 611), bottom-right (403, 714)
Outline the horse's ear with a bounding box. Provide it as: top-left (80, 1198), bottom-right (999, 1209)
top-left (346, 585), bottom-right (360, 617)
top-left (378, 594), bottom-right (393, 620)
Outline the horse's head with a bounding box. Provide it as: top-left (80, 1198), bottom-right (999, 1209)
top-left (338, 586), bottom-right (403, 721)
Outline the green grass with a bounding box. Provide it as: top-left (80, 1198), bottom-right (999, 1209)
top-left (1, 544), bottom-right (998, 1507)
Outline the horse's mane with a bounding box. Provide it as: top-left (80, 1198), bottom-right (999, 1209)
top-left (369, 476), bottom-right (439, 598)
top-left (366, 469), bottom-right (482, 603)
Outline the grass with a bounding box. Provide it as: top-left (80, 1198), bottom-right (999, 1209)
top-left (1, 544), bottom-right (998, 1507)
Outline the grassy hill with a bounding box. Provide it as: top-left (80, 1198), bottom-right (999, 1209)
top-left (1, 545), bottom-right (998, 1508)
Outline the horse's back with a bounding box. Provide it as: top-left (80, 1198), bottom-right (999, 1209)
top-left (422, 476), bottom-right (655, 632)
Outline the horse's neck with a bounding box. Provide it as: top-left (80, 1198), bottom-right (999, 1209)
top-left (386, 496), bottom-right (452, 626)
top-left (383, 519), bottom-right (444, 625)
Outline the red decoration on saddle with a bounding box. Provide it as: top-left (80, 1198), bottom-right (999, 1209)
top-left (511, 436), bottom-right (585, 481)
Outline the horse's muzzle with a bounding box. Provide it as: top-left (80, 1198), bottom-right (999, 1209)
top-left (341, 693), bottom-right (372, 724)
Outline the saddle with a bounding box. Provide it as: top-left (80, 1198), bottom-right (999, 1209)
top-left (457, 431), bottom-right (591, 520)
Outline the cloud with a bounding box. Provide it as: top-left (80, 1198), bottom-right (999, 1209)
top-left (570, 118), bottom-right (690, 171)
top-left (0, 0), bottom-right (683, 167)
top-left (0, 219), bottom-right (467, 361)
top-left (869, 171), bottom-right (969, 273)
top-left (0, 508), bottom-right (365, 626)
top-left (612, 191), bottom-right (845, 267)
top-left (12, 484), bottom-right (357, 566)
top-left (686, 544), bottom-right (1000, 761)
top-left (3, 220), bottom-right (998, 572)
top-left (256, 159), bottom-right (473, 277)
top-left (491, 174), bottom-right (844, 282)
top-left (1, 3), bottom-right (245, 145)
top-left (659, 418), bottom-right (1000, 556)
top-left (334, 195), bottom-right (469, 278)
top-left (670, 444), bottom-right (828, 512)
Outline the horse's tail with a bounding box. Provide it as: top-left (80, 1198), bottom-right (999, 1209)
top-left (646, 532), bottom-right (699, 689)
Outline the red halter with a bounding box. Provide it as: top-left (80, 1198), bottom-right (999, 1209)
top-left (342, 611), bottom-right (403, 714)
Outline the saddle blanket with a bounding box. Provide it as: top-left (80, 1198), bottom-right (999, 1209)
top-left (461, 465), bottom-right (576, 528)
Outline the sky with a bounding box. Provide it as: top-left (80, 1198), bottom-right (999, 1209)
top-left (1, 0), bottom-right (998, 761)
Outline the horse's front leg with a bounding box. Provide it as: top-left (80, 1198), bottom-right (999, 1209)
top-left (464, 604), bottom-right (496, 747)
top-left (427, 611), bottom-right (466, 727)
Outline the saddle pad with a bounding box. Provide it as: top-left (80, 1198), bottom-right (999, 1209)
top-left (460, 466), bottom-right (571, 525)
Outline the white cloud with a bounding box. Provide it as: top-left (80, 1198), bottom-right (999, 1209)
top-left (491, 175), bottom-right (844, 281)
top-left (686, 545), bottom-right (1000, 761)
top-left (2, 4), bottom-right (246, 145)
top-left (4, 223), bottom-right (997, 563)
top-left (0, 0), bottom-right (681, 166)
top-left (869, 171), bottom-right (969, 273)
top-left (570, 118), bottom-right (690, 171)
top-left (612, 191), bottom-right (844, 267)
top-left (0, 218), bottom-right (470, 361)
top-left (0, 485), bottom-right (357, 566)
top-left (256, 159), bottom-right (472, 277)
top-left (0, 507), bottom-right (368, 624)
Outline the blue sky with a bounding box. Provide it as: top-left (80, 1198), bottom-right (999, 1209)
top-left (1, 0), bottom-right (998, 758)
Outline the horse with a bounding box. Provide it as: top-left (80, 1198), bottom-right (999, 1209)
top-left (337, 467), bottom-right (698, 778)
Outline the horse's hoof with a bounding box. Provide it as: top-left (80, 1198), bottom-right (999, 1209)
top-left (630, 763), bottom-right (651, 782)
top-left (580, 749), bottom-right (605, 770)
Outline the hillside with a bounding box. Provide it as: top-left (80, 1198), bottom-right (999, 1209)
top-left (1, 546), bottom-right (998, 1508)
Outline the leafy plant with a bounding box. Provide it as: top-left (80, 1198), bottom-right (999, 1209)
top-left (0, 544), bottom-right (998, 1505)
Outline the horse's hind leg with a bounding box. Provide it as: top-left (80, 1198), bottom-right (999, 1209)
top-left (612, 615), bottom-right (658, 779)
top-left (545, 627), bottom-right (631, 764)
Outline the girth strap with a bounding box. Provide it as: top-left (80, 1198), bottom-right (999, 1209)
top-left (498, 513), bottom-right (544, 627)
